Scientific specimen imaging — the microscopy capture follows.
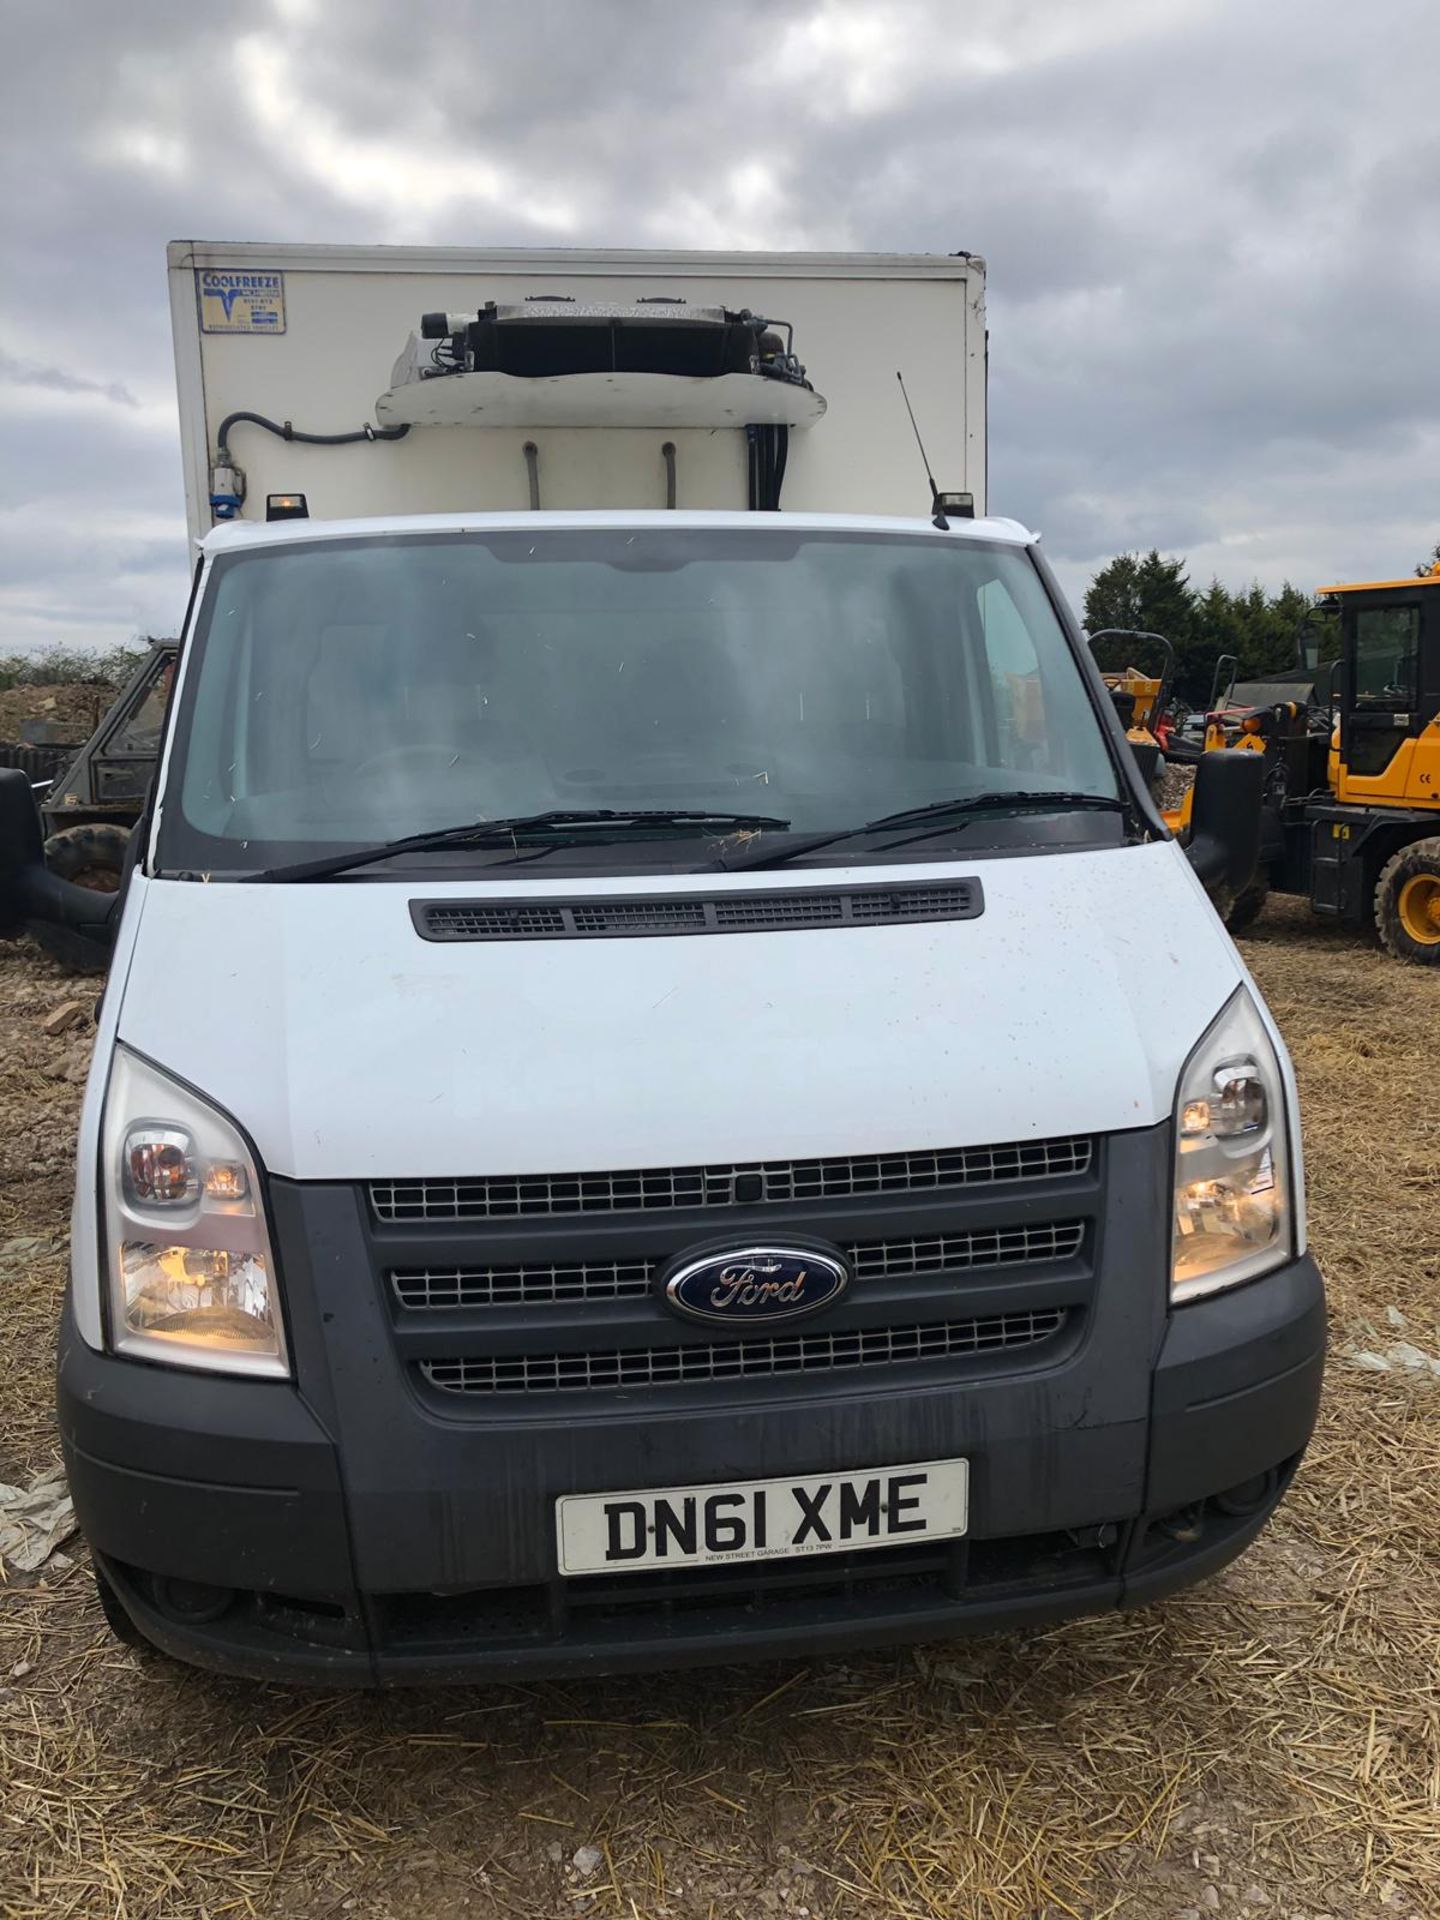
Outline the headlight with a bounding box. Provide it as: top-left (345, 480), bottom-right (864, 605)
top-left (1172, 988), bottom-right (1292, 1302)
top-left (101, 1048), bottom-right (288, 1376)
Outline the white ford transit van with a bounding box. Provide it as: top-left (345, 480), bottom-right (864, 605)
top-left (0, 248), bottom-right (1323, 1681)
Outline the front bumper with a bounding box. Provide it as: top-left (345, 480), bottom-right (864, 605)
top-left (58, 1249), bottom-right (1325, 1685)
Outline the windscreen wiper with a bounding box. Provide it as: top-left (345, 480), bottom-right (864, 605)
top-left (723, 790), bottom-right (1130, 872)
top-left (244, 809), bottom-right (793, 883)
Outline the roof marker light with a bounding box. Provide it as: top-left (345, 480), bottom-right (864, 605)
top-left (934, 491), bottom-right (975, 520)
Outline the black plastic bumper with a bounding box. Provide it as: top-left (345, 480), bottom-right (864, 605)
top-left (58, 1251), bottom-right (1325, 1685)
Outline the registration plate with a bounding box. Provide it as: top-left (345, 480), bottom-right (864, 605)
top-left (555, 1458), bottom-right (969, 1577)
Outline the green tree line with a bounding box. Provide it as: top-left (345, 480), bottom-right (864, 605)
top-left (1084, 543), bottom-right (1440, 708)
top-left (1082, 552), bottom-right (1313, 707)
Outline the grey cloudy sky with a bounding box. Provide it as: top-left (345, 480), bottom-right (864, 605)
top-left (2, 0), bottom-right (1436, 649)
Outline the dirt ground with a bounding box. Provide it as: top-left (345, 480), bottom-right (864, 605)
top-left (0, 682), bottom-right (111, 745)
top-left (1, 899), bottom-right (1437, 1920)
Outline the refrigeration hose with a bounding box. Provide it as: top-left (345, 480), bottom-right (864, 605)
top-left (215, 410), bottom-right (410, 459)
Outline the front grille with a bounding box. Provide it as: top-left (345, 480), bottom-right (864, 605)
top-left (391, 1221), bottom-right (1085, 1311)
top-left (395, 1260), bottom-right (655, 1310)
top-left (373, 1529), bottom-right (1119, 1651)
top-left (848, 1221), bottom-right (1084, 1281)
top-left (412, 880), bottom-right (981, 944)
top-left (418, 1309), bottom-right (1067, 1394)
top-left (371, 1136), bottom-right (1092, 1223)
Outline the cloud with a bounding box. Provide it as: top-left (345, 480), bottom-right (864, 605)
top-left (1, 0), bottom-right (1437, 650)
top-left (228, 33), bottom-right (581, 238)
top-left (0, 350), bottom-right (140, 410)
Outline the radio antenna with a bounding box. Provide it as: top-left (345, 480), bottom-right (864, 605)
top-left (896, 371), bottom-right (948, 529)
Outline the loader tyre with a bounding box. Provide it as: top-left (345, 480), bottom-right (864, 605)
top-left (30, 823), bottom-right (130, 974)
top-left (1375, 836), bottom-right (1440, 965)
top-left (1225, 880), bottom-right (1269, 935)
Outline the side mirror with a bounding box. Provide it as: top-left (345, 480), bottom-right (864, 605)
top-left (0, 768), bottom-right (121, 947)
top-left (1183, 749), bottom-right (1263, 917)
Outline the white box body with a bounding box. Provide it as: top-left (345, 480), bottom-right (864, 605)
top-left (167, 243), bottom-right (987, 542)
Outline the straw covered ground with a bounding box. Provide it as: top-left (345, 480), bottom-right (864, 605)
top-left (1, 899), bottom-right (1436, 1920)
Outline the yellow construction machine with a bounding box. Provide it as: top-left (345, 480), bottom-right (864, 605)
top-left (1088, 629), bottom-right (1176, 792)
top-left (1167, 564), bottom-right (1440, 960)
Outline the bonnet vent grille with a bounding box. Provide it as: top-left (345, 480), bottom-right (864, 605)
top-left (412, 882), bottom-right (982, 942)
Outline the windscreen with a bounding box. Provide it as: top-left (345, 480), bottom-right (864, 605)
top-left (161, 528), bottom-right (1118, 870)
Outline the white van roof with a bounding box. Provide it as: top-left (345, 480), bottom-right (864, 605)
top-left (198, 509), bottom-right (1037, 557)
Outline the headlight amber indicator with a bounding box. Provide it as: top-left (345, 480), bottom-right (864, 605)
top-left (102, 1050), bottom-right (288, 1376)
top-left (1172, 993), bottom-right (1292, 1302)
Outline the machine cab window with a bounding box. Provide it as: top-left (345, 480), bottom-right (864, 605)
top-left (106, 667), bottom-right (174, 755)
top-left (1352, 604), bottom-right (1418, 706)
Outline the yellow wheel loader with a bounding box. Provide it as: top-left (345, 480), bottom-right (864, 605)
top-left (1168, 565), bottom-right (1440, 961)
